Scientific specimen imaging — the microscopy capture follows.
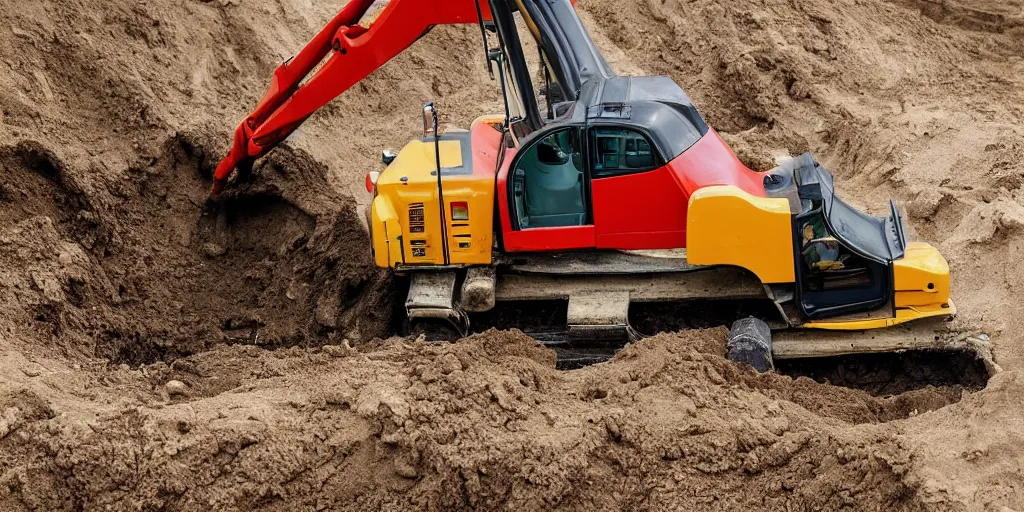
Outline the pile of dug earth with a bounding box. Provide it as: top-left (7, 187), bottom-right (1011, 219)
top-left (0, 0), bottom-right (1022, 509)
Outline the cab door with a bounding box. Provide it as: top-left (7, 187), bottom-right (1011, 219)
top-left (588, 125), bottom-right (688, 249)
top-left (498, 125), bottom-right (596, 252)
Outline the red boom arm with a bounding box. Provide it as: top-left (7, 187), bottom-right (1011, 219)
top-left (212, 0), bottom-right (494, 197)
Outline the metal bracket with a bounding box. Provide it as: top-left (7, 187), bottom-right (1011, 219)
top-left (406, 271), bottom-right (470, 337)
top-left (566, 291), bottom-right (639, 343)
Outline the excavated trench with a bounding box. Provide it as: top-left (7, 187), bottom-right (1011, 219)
top-left (777, 350), bottom-right (990, 396)
top-left (463, 298), bottom-right (990, 396)
top-left (2, 134), bottom-right (395, 366)
top-left (632, 301), bottom-right (990, 395)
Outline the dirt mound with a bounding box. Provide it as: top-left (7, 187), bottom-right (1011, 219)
top-left (0, 132), bottom-right (392, 365)
top-left (0, 0), bottom-right (1022, 509)
top-left (0, 329), bottom-right (940, 510)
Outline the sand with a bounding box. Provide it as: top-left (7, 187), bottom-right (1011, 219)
top-left (0, 0), bottom-right (1023, 509)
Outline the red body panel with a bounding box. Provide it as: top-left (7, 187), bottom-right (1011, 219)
top-left (503, 225), bottom-right (596, 251)
top-left (495, 144), bottom-right (517, 235)
top-left (496, 128), bottom-right (765, 252)
top-left (590, 166), bottom-right (687, 249)
top-left (470, 121), bottom-right (504, 177)
top-left (667, 129), bottom-right (766, 199)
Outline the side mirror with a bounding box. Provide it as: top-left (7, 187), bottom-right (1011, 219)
top-left (381, 149), bottom-right (397, 166)
top-left (422, 103), bottom-right (437, 138)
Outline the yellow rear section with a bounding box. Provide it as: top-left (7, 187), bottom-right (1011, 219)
top-left (797, 243), bottom-right (954, 330)
top-left (893, 241), bottom-right (951, 308)
top-left (370, 134), bottom-right (494, 267)
top-left (686, 185), bottom-right (795, 283)
top-left (802, 300), bottom-right (956, 330)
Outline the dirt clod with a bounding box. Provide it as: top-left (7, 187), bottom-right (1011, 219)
top-left (322, 342), bottom-right (355, 358)
top-left (164, 380), bottom-right (188, 396)
top-left (439, 352), bottom-right (463, 374)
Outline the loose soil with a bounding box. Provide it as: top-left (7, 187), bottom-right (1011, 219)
top-left (0, 0), bottom-right (1022, 510)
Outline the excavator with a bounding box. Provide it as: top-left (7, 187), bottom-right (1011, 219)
top-left (213, 0), bottom-right (956, 369)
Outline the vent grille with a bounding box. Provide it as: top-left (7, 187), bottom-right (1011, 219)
top-left (408, 203), bottom-right (425, 234)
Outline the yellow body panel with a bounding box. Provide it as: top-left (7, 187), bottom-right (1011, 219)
top-left (376, 139), bottom-right (464, 186)
top-left (370, 135), bottom-right (493, 267)
top-left (802, 241), bottom-right (953, 329)
top-left (803, 299), bottom-right (956, 330)
top-left (893, 241), bottom-right (951, 308)
top-left (371, 195), bottom-right (404, 267)
top-left (686, 185), bottom-right (795, 283)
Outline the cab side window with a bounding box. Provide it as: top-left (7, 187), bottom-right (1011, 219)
top-left (590, 127), bottom-right (660, 177)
